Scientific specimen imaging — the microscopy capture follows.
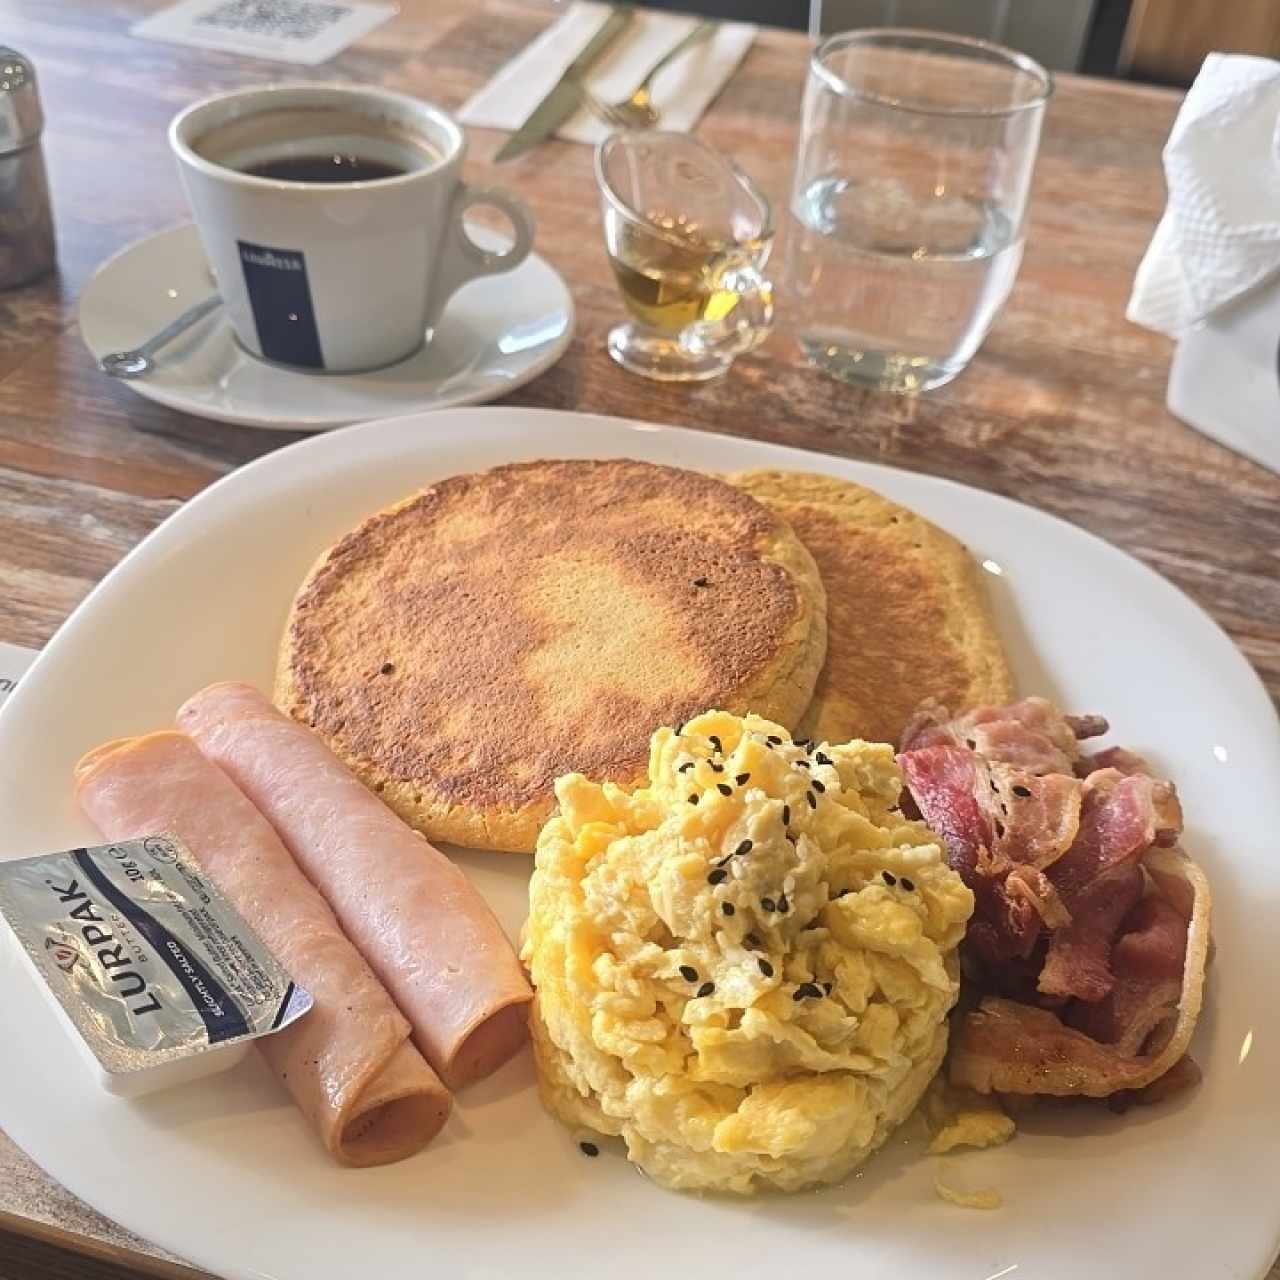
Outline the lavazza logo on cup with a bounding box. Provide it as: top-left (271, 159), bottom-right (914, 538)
top-left (169, 84), bottom-right (536, 374)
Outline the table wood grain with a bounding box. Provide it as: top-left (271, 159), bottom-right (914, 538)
top-left (0, 3), bottom-right (1276, 1279)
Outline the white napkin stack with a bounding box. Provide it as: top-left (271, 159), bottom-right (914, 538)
top-left (459, 3), bottom-right (757, 145)
top-left (1128, 53), bottom-right (1280, 337)
top-left (1127, 53), bottom-right (1280, 475)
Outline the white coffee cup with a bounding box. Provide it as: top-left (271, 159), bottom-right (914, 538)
top-left (170, 84), bottom-right (534, 374)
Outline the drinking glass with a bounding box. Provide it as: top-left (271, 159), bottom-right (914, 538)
top-left (595, 131), bottom-right (775, 382)
top-left (784, 30), bottom-right (1051, 393)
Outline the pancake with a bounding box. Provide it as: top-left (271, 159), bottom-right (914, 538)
top-left (276, 459), bottom-right (827, 853)
top-left (728, 470), bottom-right (1013, 747)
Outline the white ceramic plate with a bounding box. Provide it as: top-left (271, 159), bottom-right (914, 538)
top-left (78, 225), bottom-right (574, 430)
top-left (1, 408), bottom-right (1277, 1280)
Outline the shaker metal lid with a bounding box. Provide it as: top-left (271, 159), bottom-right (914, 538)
top-left (0, 48), bottom-right (43, 153)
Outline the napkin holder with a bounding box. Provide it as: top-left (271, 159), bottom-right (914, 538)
top-left (1166, 275), bottom-right (1280, 472)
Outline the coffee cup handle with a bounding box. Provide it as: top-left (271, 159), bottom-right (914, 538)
top-left (428, 184), bottom-right (535, 326)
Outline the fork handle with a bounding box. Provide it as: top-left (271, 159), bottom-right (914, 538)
top-left (640, 19), bottom-right (716, 91)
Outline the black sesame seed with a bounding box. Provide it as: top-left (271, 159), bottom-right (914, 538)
top-left (812, 778), bottom-right (826, 793)
top-left (678, 761), bottom-right (695, 773)
top-left (807, 791), bottom-right (817, 809)
top-left (693, 577), bottom-right (709, 588)
top-left (990, 780), bottom-right (999, 791)
top-left (688, 793), bottom-right (699, 805)
top-left (710, 761), bottom-right (724, 773)
top-left (722, 902), bottom-right (735, 917)
top-left (696, 981), bottom-right (715, 998)
top-left (744, 932), bottom-right (761, 948)
top-left (758, 958), bottom-right (775, 978)
top-left (882, 871), bottom-right (898, 886)
top-left (797, 738), bottom-right (813, 750)
top-left (735, 773), bottom-right (750, 786)
top-left (823, 981), bottom-right (833, 995)
top-left (792, 982), bottom-right (821, 1001)
top-left (380, 662), bottom-right (395, 675)
top-left (794, 759), bottom-right (810, 769)
top-left (709, 736), bottom-right (723, 752)
top-left (760, 897), bottom-right (776, 912)
top-left (717, 783), bottom-right (732, 796)
top-left (1012, 784), bottom-right (1032, 797)
top-left (679, 964), bottom-right (698, 982)
top-left (816, 752), bottom-right (832, 766)
top-left (708, 868), bottom-right (728, 885)
top-left (735, 839), bottom-right (753, 857)
top-left (579, 1141), bottom-right (600, 1157)
top-left (900, 877), bottom-right (916, 892)
top-left (767, 735), bottom-right (782, 747)
top-left (777, 894), bottom-right (790, 914)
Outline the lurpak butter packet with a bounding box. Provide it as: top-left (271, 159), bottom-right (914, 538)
top-left (0, 834), bottom-right (312, 1096)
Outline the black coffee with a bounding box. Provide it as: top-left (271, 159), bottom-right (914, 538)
top-left (246, 152), bottom-right (405, 183)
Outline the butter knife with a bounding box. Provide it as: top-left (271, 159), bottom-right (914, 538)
top-left (494, 6), bottom-right (636, 163)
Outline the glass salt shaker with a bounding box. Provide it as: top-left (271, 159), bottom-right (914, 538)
top-left (0, 48), bottom-right (55, 289)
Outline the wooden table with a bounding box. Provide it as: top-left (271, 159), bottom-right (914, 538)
top-left (0, 2), bottom-right (1276, 1278)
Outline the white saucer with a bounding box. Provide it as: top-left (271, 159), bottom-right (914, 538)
top-left (78, 223), bottom-right (575, 431)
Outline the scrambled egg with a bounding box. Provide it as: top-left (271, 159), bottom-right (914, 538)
top-left (523, 710), bottom-right (973, 1194)
top-left (924, 1079), bottom-right (1015, 1154)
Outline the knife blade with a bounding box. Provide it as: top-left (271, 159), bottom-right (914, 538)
top-left (494, 6), bottom-right (636, 163)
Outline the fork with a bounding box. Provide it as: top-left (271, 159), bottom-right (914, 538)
top-left (577, 19), bottom-right (718, 131)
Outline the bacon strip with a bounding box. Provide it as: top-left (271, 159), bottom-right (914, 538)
top-left (75, 732), bottom-right (450, 1166)
top-left (1068, 897), bottom-right (1187, 1054)
top-left (903, 695), bottom-right (1210, 1106)
top-left (178, 683), bottom-right (533, 1089)
top-left (901, 696), bottom-right (1104, 776)
top-left (1038, 769), bottom-right (1184, 1001)
top-left (950, 998), bottom-right (1160, 1097)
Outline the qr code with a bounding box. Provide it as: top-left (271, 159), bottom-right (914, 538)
top-left (197, 0), bottom-right (353, 40)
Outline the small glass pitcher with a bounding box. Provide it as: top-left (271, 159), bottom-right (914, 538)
top-left (595, 131), bottom-right (774, 382)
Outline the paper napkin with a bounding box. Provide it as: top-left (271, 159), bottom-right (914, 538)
top-left (1127, 53), bottom-right (1280, 337)
top-left (459, 3), bottom-right (756, 146)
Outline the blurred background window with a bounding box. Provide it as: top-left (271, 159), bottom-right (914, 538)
top-left (639, 0), bottom-right (1280, 84)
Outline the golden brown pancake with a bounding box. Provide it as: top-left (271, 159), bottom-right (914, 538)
top-left (276, 459), bottom-right (827, 853)
top-left (728, 470), bottom-right (1013, 747)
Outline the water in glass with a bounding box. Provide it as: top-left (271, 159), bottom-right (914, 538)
top-left (790, 176), bottom-right (1022, 392)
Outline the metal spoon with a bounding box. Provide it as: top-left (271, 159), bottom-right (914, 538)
top-left (99, 293), bottom-right (222, 379)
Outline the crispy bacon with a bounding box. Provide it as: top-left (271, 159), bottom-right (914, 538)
top-left (901, 694), bottom-right (1207, 1108)
top-left (1068, 897), bottom-right (1187, 1054)
top-left (901, 696), bottom-right (1105, 776)
top-left (950, 998), bottom-right (1159, 1096)
top-left (1004, 865), bottom-right (1072, 929)
top-left (899, 745), bottom-right (1083, 971)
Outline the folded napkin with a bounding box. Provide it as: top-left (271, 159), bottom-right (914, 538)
top-left (459, 3), bottom-right (756, 145)
top-left (1127, 52), bottom-right (1280, 337)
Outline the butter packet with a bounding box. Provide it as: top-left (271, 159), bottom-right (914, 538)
top-left (0, 834), bottom-right (312, 1096)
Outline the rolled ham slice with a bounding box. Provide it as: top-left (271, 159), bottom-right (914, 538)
top-left (75, 732), bottom-right (450, 1166)
top-left (178, 683), bottom-right (533, 1089)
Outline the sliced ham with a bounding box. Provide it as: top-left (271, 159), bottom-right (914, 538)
top-left (178, 682), bottom-right (532, 1089)
top-left (75, 732), bottom-right (450, 1166)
